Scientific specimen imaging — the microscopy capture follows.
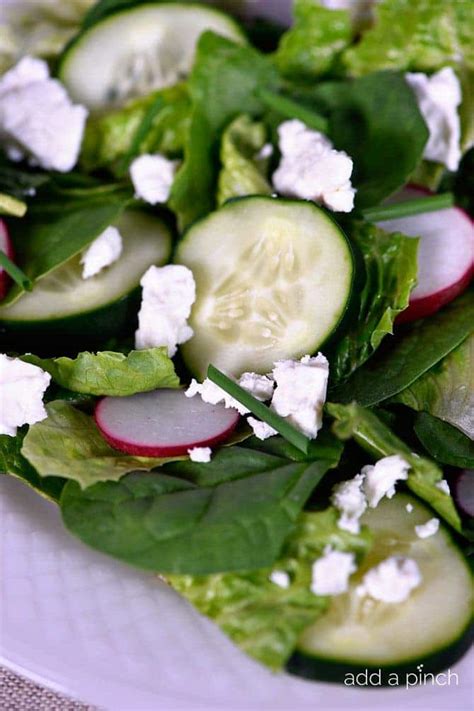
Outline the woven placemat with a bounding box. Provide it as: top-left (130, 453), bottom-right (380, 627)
top-left (0, 667), bottom-right (99, 711)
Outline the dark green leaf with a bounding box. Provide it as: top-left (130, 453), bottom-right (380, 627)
top-left (414, 412), bottom-right (474, 469)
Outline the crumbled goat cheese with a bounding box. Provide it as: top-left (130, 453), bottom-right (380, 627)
top-left (415, 518), bottom-right (440, 539)
top-left (188, 447), bottom-right (212, 463)
top-left (256, 143), bottom-right (274, 160)
top-left (406, 503), bottom-right (414, 513)
top-left (247, 417), bottom-right (278, 441)
top-left (185, 378), bottom-right (249, 416)
top-left (80, 226), bottom-right (123, 279)
top-left (238, 372), bottom-right (274, 401)
top-left (272, 119), bottom-right (356, 212)
top-left (135, 264), bottom-right (195, 356)
top-left (269, 570), bottom-right (290, 589)
top-left (356, 556), bottom-right (422, 603)
top-left (0, 56), bottom-right (87, 172)
top-left (405, 67), bottom-right (462, 171)
top-left (331, 473), bottom-right (367, 534)
top-left (0, 354), bottom-right (51, 436)
top-left (436, 479), bottom-right (450, 495)
top-left (130, 153), bottom-right (178, 205)
top-left (311, 546), bottom-right (357, 596)
top-left (270, 353), bottom-right (329, 439)
top-left (362, 454), bottom-right (410, 508)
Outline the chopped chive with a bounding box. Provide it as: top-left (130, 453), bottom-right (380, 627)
top-left (117, 94), bottom-right (166, 174)
top-left (257, 88), bottom-right (329, 134)
top-left (362, 193), bottom-right (454, 222)
top-left (0, 251), bottom-right (32, 291)
top-left (207, 364), bottom-right (310, 454)
top-left (0, 193), bottom-right (27, 218)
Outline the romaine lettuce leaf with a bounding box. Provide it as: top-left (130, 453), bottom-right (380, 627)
top-left (168, 507), bottom-right (370, 670)
top-left (275, 0), bottom-right (352, 81)
top-left (327, 401), bottom-right (462, 532)
top-left (22, 348), bottom-right (179, 397)
top-left (392, 335), bottom-right (474, 439)
top-left (343, 0), bottom-right (474, 77)
top-left (330, 221), bottom-right (418, 383)
top-left (21, 401), bottom-right (184, 488)
top-left (217, 115), bottom-right (272, 205)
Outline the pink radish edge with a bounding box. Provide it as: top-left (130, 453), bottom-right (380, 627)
top-left (0, 219), bottom-right (15, 300)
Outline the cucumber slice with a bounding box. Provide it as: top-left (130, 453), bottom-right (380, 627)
top-left (288, 493), bottom-right (473, 682)
top-left (0, 209), bottom-right (171, 339)
top-left (59, 3), bottom-right (246, 109)
top-left (175, 196), bottom-right (354, 379)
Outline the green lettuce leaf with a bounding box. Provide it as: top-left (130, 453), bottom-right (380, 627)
top-left (59, 438), bottom-right (342, 575)
top-left (331, 291), bottom-right (474, 406)
top-left (343, 0), bottom-right (474, 77)
top-left (327, 402), bottom-right (462, 532)
top-left (217, 115), bottom-right (272, 205)
top-left (274, 0), bottom-right (352, 81)
top-left (22, 348), bottom-right (179, 397)
top-left (392, 335), bottom-right (474, 439)
top-left (169, 507), bottom-right (370, 670)
top-left (169, 31), bottom-right (279, 228)
top-left (21, 401), bottom-right (184, 488)
top-left (81, 84), bottom-right (191, 175)
top-left (330, 221), bottom-right (418, 383)
top-left (414, 412), bottom-right (474, 469)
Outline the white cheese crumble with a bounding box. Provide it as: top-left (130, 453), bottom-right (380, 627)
top-left (362, 454), bottom-right (410, 508)
top-left (130, 153), bottom-right (178, 205)
top-left (406, 503), bottom-right (414, 513)
top-left (0, 56), bottom-right (87, 172)
top-left (0, 354), bottom-right (51, 436)
top-left (269, 570), bottom-right (290, 589)
top-left (188, 446), bottom-right (212, 463)
top-left (80, 226), bottom-right (123, 279)
top-left (311, 546), bottom-right (357, 596)
top-left (238, 372), bottom-right (274, 401)
top-left (415, 518), bottom-right (440, 539)
top-left (256, 143), bottom-right (274, 160)
top-left (405, 67), bottom-right (462, 171)
top-left (135, 264), bottom-right (196, 357)
top-left (185, 378), bottom-right (249, 416)
top-left (272, 119), bottom-right (356, 212)
top-left (331, 473), bottom-right (367, 534)
top-left (247, 417), bottom-right (277, 441)
top-left (270, 353), bottom-right (329, 439)
top-left (356, 556), bottom-right (421, 604)
top-left (436, 479), bottom-right (450, 495)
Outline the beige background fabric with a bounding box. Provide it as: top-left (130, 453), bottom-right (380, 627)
top-left (0, 667), bottom-right (99, 710)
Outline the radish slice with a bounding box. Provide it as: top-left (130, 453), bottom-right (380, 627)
top-left (95, 388), bottom-right (240, 456)
top-left (0, 219), bottom-right (14, 301)
top-left (451, 469), bottom-right (474, 519)
top-left (377, 186), bottom-right (474, 324)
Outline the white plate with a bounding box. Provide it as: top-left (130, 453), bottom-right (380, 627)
top-left (1, 475), bottom-right (472, 710)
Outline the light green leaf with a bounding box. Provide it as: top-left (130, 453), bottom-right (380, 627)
top-left (22, 348), bottom-right (179, 397)
top-left (169, 507), bottom-right (370, 670)
top-left (393, 335), bottom-right (474, 439)
top-left (330, 221), bottom-right (418, 383)
top-left (217, 115), bottom-right (272, 205)
top-left (275, 0), bottom-right (352, 81)
top-left (22, 401), bottom-right (183, 489)
top-left (327, 402), bottom-right (462, 532)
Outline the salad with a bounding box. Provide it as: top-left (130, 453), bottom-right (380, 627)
top-left (0, 0), bottom-right (473, 686)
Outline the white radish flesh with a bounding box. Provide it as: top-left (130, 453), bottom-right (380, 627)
top-left (377, 186), bottom-right (473, 324)
top-left (95, 388), bottom-right (239, 456)
top-left (0, 219), bottom-right (14, 300)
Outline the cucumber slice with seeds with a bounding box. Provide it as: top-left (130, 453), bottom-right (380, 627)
top-left (288, 493), bottom-right (473, 683)
top-left (59, 3), bottom-right (246, 109)
top-left (175, 196), bottom-right (354, 379)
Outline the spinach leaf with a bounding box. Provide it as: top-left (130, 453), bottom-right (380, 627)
top-left (22, 348), bottom-right (179, 397)
top-left (327, 402), bottom-right (462, 532)
top-left (306, 72), bottom-right (429, 207)
top-left (0, 430), bottom-right (65, 503)
top-left (168, 507), bottom-right (370, 669)
top-left (60, 441), bottom-right (341, 574)
top-left (21, 401), bottom-right (185, 488)
top-left (331, 292), bottom-right (474, 406)
top-left (392, 335), bottom-right (474, 439)
top-left (169, 32), bottom-right (279, 228)
top-left (414, 412), bottom-right (474, 469)
top-left (2, 186), bottom-right (131, 305)
top-left (274, 0), bottom-right (351, 81)
top-left (217, 115), bottom-right (271, 205)
top-left (330, 221), bottom-right (418, 383)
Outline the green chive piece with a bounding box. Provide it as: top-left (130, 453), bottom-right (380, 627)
top-left (0, 250), bottom-right (32, 291)
top-left (362, 193), bottom-right (454, 222)
top-left (257, 88), bottom-right (329, 134)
